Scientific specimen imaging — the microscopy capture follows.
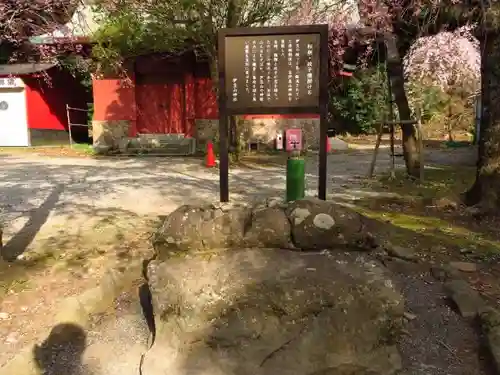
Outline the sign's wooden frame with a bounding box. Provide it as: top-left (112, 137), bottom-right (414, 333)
top-left (217, 25), bottom-right (330, 202)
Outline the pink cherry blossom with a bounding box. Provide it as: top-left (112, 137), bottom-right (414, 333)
top-left (404, 26), bottom-right (480, 92)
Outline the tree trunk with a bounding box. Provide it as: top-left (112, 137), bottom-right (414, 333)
top-left (465, 30), bottom-right (500, 210)
top-left (385, 34), bottom-right (421, 178)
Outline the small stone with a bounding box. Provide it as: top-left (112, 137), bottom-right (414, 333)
top-left (403, 312), bottom-right (417, 321)
top-left (266, 197), bottom-right (283, 208)
top-left (0, 312), bottom-right (10, 320)
top-left (480, 308), bottom-right (500, 374)
top-left (116, 249), bottom-right (129, 258)
top-left (430, 265), bottom-right (461, 281)
top-left (386, 257), bottom-right (421, 274)
top-left (291, 208), bottom-right (311, 225)
top-left (449, 261), bottom-right (477, 273)
top-left (385, 244), bottom-right (417, 262)
top-left (434, 197), bottom-right (458, 211)
top-left (5, 333), bottom-right (17, 344)
top-left (445, 279), bottom-right (486, 318)
top-left (465, 206), bottom-right (482, 217)
top-left (312, 213), bottom-right (335, 230)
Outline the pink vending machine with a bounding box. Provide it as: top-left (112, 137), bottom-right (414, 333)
top-left (285, 128), bottom-right (303, 152)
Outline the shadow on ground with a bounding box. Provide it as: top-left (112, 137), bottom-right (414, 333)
top-left (1, 184), bottom-right (64, 261)
top-left (33, 323), bottom-right (89, 375)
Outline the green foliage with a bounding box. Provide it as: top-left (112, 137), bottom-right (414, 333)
top-left (87, 103), bottom-right (94, 125)
top-left (330, 65), bottom-right (474, 138)
top-left (91, 0), bottom-right (291, 74)
top-left (407, 80), bottom-right (449, 123)
top-left (58, 55), bottom-right (93, 90)
top-left (91, 5), bottom-right (190, 73)
top-left (330, 65), bottom-right (389, 134)
top-left (407, 79), bottom-right (475, 139)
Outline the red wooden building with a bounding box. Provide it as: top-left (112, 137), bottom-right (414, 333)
top-left (92, 51), bottom-right (321, 152)
top-left (0, 63), bottom-right (92, 147)
top-left (93, 52), bottom-right (216, 136)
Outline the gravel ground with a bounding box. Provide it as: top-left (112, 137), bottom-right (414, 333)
top-left (30, 283), bottom-right (150, 375)
top-left (0, 145), bottom-right (477, 222)
top-left (0, 146), bottom-right (479, 372)
top-left (384, 259), bottom-right (493, 375)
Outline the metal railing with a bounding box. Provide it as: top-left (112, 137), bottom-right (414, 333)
top-left (65, 104), bottom-right (91, 147)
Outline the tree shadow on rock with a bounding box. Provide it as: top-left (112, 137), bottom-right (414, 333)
top-left (33, 323), bottom-right (90, 375)
top-left (143, 247), bottom-right (406, 375)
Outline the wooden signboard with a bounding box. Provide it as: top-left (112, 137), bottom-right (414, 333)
top-left (218, 25), bottom-right (329, 202)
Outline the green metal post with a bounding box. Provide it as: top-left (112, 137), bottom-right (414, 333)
top-left (286, 152), bottom-right (305, 202)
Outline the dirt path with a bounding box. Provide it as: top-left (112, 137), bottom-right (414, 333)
top-left (0, 147), bottom-right (477, 366)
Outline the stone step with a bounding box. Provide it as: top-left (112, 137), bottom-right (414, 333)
top-left (136, 134), bottom-right (196, 155)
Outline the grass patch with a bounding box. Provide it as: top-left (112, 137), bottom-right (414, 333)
top-left (356, 206), bottom-right (500, 257)
top-left (235, 151), bottom-right (288, 169)
top-left (364, 165), bottom-right (475, 202)
top-left (69, 143), bottom-right (96, 155)
top-left (0, 143), bottom-right (95, 157)
top-left (0, 259), bottom-right (47, 298)
top-left (354, 165), bottom-right (500, 259)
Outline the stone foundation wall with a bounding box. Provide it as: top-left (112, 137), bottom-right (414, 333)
top-left (195, 118), bottom-right (320, 151)
top-left (92, 120), bottom-right (130, 151)
top-left (29, 129), bottom-right (70, 146)
top-left (91, 117), bottom-right (320, 153)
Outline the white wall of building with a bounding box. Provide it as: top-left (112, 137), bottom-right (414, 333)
top-left (0, 78), bottom-right (29, 147)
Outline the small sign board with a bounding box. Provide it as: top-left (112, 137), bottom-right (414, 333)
top-left (285, 128), bottom-right (303, 151)
top-left (218, 25), bottom-right (330, 202)
top-left (0, 77), bottom-right (24, 88)
top-left (224, 34), bottom-right (320, 111)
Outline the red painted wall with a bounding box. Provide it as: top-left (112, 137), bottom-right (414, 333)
top-left (92, 77), bottom-right (137, 136)
top-left (185, 73), bottom-right (195, 137)
top-left (91, 60), bottom-right (319, 137)
top-left (136, 83), bottom-right (171, 134)
top-left (24, 67), bottom-right (91, 131)
top-left (194, 77), bottom-right (218, 120)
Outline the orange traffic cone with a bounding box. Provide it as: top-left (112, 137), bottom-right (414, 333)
top-left (326, 137), bottom-right (331, 153)
top-left (206, 141), bottom-right (216, 168)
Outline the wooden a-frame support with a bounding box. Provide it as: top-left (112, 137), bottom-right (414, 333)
top-left (368, 118), bottom-right (424, 181)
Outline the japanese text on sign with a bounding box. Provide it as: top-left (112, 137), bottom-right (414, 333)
top-left (224, 34), bottom-right (320, 109)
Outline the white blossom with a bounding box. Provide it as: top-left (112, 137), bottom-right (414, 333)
top-left (404, 26), bottom-right (480, 93)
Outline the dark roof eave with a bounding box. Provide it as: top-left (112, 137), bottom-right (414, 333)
top-left (0, 62), bottom-right (58, 75)
top-left (30, 36), bottom-right (93, 45)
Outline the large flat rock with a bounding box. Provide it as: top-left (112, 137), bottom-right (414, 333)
top-left (143, 249), bottom-right (404, 375)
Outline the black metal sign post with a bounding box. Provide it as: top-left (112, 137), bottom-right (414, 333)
top-left (217, 24), bottom-right (329, 202)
